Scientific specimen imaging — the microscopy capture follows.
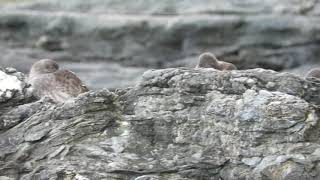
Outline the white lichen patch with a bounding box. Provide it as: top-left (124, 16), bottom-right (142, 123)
top-left (242, 157), bottom-right (262, 166)
top-left (0, 71), bottom-right (22, 90)
top-left (0, 71), bottom-right (23, 98)
top-left (74, 174), bottom-right (89, 180)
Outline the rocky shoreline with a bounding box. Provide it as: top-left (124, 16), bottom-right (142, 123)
top-left (1, 1), bottom-right (320, 179)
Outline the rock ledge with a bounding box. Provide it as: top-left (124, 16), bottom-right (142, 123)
top-left (1, 67), bottom-right (320, 180)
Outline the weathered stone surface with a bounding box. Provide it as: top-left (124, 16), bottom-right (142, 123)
top-left (0, 68), bottom-right (29, 103)
top-left (1, 0), bottom-right (320, 89)
top-left (1, 68), bottom-right (320, 179)
top-left (4, 0), bottom-right (320, 15)
top-left (0, 68), bottom-right (35, 131)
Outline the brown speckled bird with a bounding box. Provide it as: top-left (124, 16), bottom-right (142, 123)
top-left (306, 68), bottom-right (320, 79)
top-left (28, 59), bottom-right (89, 102)
top-left (196, 52), bottom-right (237, 71)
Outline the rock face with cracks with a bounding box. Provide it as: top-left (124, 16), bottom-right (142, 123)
top-left (1, 67), bottom-right (320, 179)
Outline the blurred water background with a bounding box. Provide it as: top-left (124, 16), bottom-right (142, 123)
top-left (0, 0), bottom-right (320, 89)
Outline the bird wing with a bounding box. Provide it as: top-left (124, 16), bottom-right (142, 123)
top-left (224, 62), bottom-right (237, 70)
top-left (53, 69), bottom-right (89, 98)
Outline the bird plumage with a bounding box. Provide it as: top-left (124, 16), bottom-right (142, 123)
top-left (306, 68), bottom-right (320, 79)
top-left (28, 59), bottom-right (88, 102)
top-left (196, 52), bottom-right (237, 71)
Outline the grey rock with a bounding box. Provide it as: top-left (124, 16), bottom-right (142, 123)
top-left (4, 0), bottom-right (319, 15)
top-left (241, 157), bottom-right (262, 167)
top-left (0, 67), bottom-right (29, 102)
top-left (135, 175), bottom-right (163, 180)
top-left (0, 176), bottom-right (15, 180)
top-left (0, 68), bottom-right (36, 131)
top-left (1, 68), bottom-right (320, 179)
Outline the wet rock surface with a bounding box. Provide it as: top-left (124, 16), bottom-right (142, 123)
top-left (1, 67), bottom-right (320, 179)
top-left (1, 0), bottom-right (320, 89)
